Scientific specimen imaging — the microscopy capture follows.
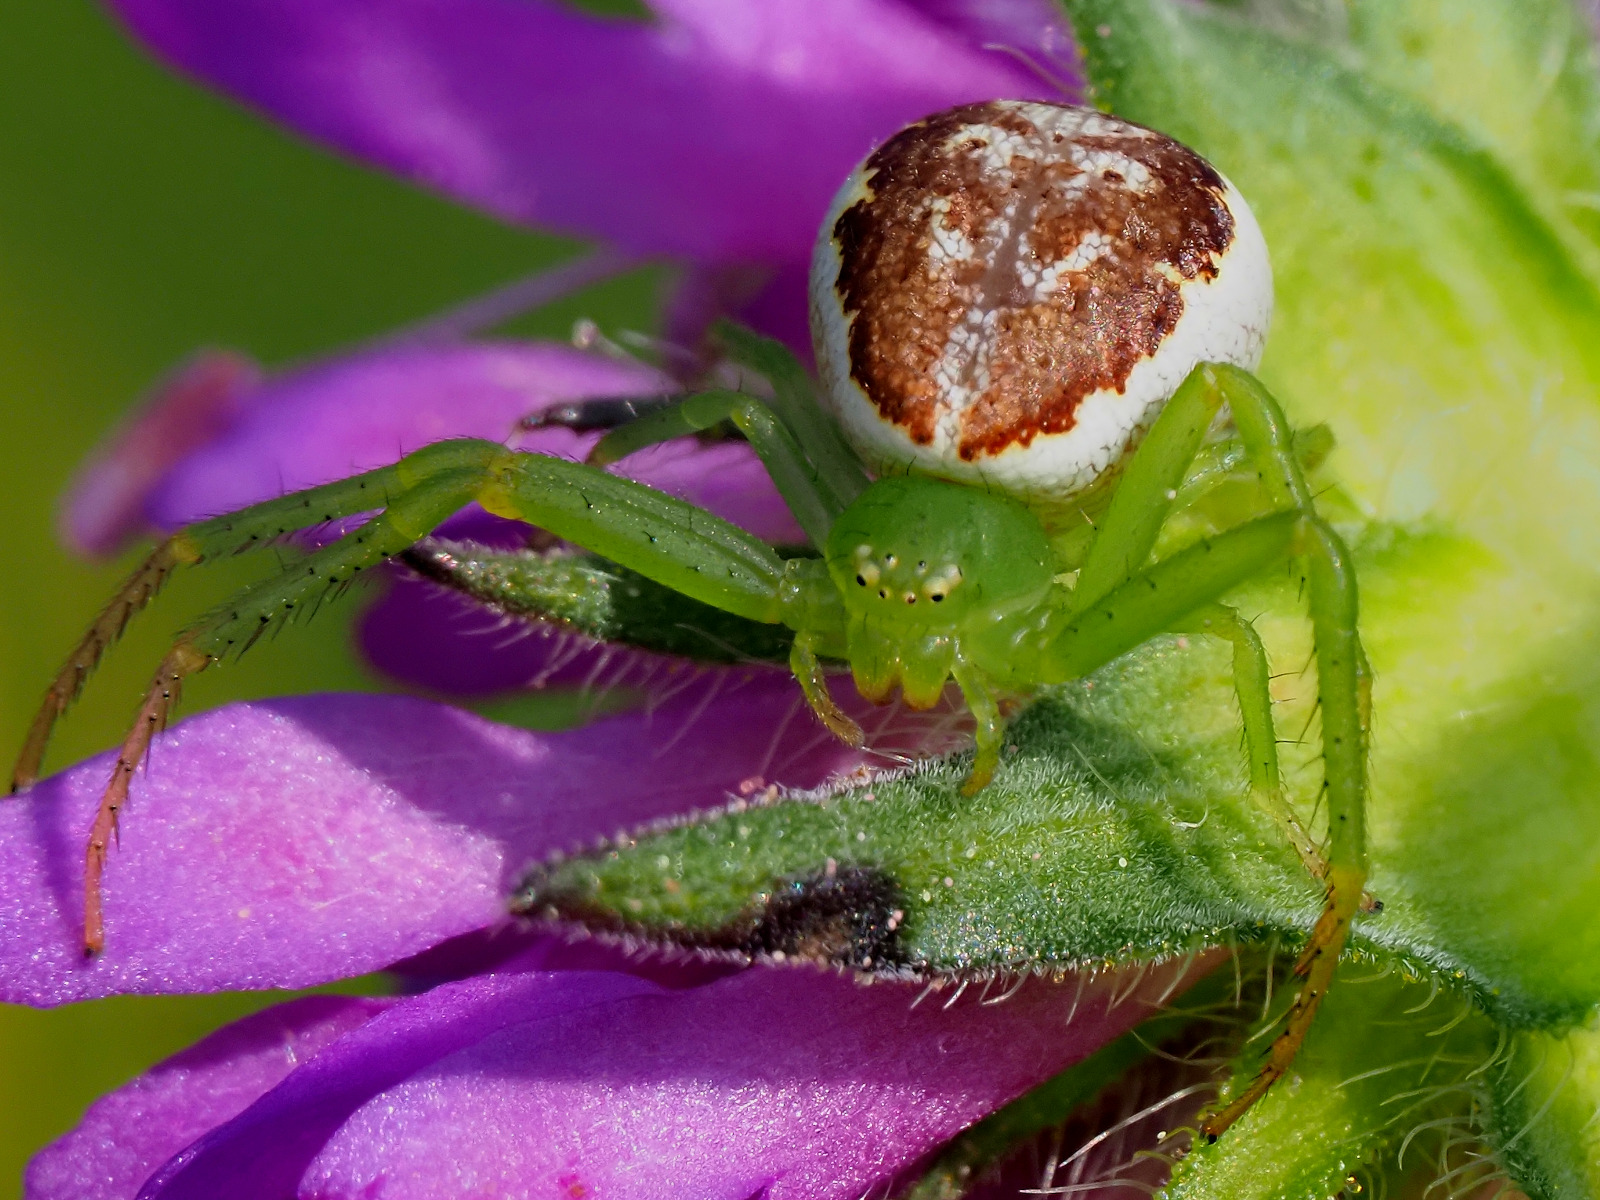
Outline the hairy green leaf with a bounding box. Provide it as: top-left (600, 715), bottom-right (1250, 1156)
top-left (401, 539), bottom-right (795, 665)
top-left (1487, 1023), bottom-right (1600, 1200)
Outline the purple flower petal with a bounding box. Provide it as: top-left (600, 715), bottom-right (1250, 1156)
top-left (140, 972), bottom-right (657, 1200)
top-left (141, 340), bottom-right (676, 529)
top-left (355, 568), bottom-right (714, 696)
top-left (106, 0), bottom-right (1051, 262)
top-left (125, 340), bottom-right (801, 543)
top-left (26, 994), bottom-right (392, 1200)
top-left (125, 963), bottom-right (1193, 1200)
top-left (905, 0), bottom-right (1081, 93)
top-left (0, 683), bottom-right (916, 1005)
top-left (666, 261), bottom-right (816, 364)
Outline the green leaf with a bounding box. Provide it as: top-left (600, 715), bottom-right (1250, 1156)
top-left (1201, 0), bottom-right (1600, 275)
top-left (1339, 0), bottom-right (1600, 273)
top-left (517, 519), bottom-right (1600, 1028)
top-left (1487, 1023), bottom-right (1600, 1200)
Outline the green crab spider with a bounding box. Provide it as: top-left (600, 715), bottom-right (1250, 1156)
top-left (13, 100), bottom-right (1369, 1136)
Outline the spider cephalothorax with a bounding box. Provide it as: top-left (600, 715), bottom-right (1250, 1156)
top-left (14, 100), bottom-right (1367, 1137)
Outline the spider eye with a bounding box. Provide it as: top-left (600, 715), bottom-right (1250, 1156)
top-left (856, 574), bottom-right (867, 587)
top-left (812, 99), bottom-right (1272, 507)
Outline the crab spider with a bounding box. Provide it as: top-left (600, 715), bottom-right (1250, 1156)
top-left (14, 101), bottom-right (1368, 1135)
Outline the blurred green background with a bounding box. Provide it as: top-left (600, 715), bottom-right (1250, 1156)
top-left (0, 2), bottom-right (655, 1191)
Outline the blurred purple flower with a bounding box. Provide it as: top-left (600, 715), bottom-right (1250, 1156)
top-left (71, 0), bottom-right (1078, 560)
top-left (3, 2), bottom-right (1169, 1195)
top-left (106, 0), bottom-right (1073, 262)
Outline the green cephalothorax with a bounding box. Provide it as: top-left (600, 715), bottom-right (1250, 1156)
top-left (823, 476), bottom-right (1054, 707)
top-left (16, 99), bottom-right (1368, 1139)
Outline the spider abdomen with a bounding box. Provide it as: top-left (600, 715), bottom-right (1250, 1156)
top-left (812, 100), bottom-right (1272, 515)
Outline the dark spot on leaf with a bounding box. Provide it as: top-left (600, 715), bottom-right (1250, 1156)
top-left (515, 865), bottom-right (911, 973)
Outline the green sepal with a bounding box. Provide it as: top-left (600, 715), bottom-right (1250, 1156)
top-left (515, 519), bottom-right (1600, 1029)
top-left (1486, 1023), bottom-right (1600, 1200)
top-left (402, 539), bottom-right (795, 666)
top-left (400, 544), bottom-right (800, 668)
top-left (1168, 965), bottom-right (1501, 1200)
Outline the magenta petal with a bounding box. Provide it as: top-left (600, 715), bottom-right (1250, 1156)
top-left (904, 0), bottom-right (1081, 92)
top-left (106, 0), bottom-right (1047, 261)
top-left (26, 995), bottom-right (391, 1200)
top-left (123, 964), bottom-right (1192, 1200)
top-left (135, 339), bottom-right (801, 542)
top-left (300, 965), bottom-right (1188, 1200)
top-left (138, 972), bottom-right (656, 1200)
top-left (0, 684), bottom-right (890, 1004)
top-left (143, 340), bottom-right (674, 529)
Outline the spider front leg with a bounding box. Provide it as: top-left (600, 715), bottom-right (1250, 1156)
top-left (20, 437), bottom-right (799, 953)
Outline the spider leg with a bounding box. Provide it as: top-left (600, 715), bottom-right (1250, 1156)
top-left (715, 322), bottom-right (870, 514)
top-left (81, 459), bottom-right (497, 954)
top-left (588, 388), bottom-right (841, 548)
top-left (1040, 363), bottom-right (1369, 1136)
top-left (1072, 366), bottom-right (1228, 612)
top-left (11, 438), bottom-right (502, 791)
top-left (790, 630), bottom-right (863, 747)
top-left (27, 437), bottom-right (796, 953)
top-left (1196, 363), bottom-right (1370, 1138)
top-left (950, 658), bottom-right (1004, 795)
top-left (1174, 603), bottom-right (1325, 879)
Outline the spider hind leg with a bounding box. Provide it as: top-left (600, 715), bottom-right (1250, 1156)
top-left (1196, 365), bottom-right (1371, 1137)
top-left (1034, 362), bottom-right (1371, 1135)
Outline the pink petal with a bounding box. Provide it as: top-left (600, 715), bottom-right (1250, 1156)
top-left (128, 340), bottom-right (801, 543)
top-left (139, 972), bottom-right (658, 1200)
top-left (0, 683), bottom-right (915, 1005)
top-left (26, 995), bottom-right (392, 1200)
top-left (303, 965), bottom-right (1192, 1200)
top-left (105, 0), bottom-right (1051, 262)
top-left (142, 340), bottom-right (676, 529)
top-left (123, 963), bottom-right (1196, 1200)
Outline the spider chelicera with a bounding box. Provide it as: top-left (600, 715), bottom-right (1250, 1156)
top-left (13, 100), bottom-right (1369, 1135)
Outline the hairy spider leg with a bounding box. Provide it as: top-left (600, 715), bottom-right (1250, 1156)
top-left (949, 658), bottom-right (1004, 794)
top-left (10, 438), bottom-right (503, 792)
top-left (1067, 366), bottom-right (1340, 879)
top-left (1006, 362), bottom-right (1368, 1135)
top-left (22, 437), bottom-right (798, 953)
top-left (1198, 364), bottom-right (1369, 1137)
top-left (1172, 603), bottom-right (1325, 880)
top-left (790, 629), bottom-right (862, 747)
